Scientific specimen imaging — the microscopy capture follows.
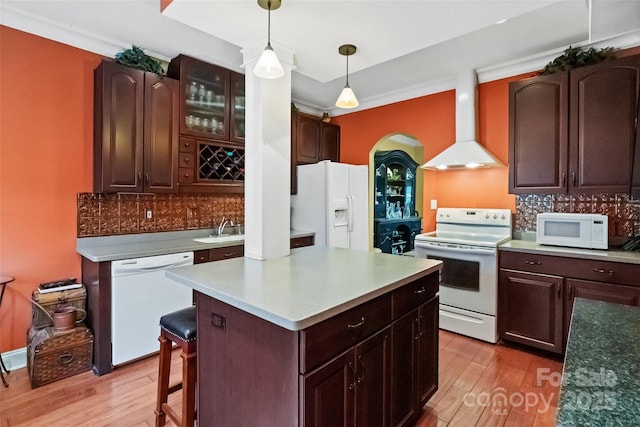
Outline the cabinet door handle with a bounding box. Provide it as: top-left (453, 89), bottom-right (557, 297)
top-left (593, 267), bottom-right (614, 276)
top-left (137, 172), bottom-right (142, 185)
top-left (572, 172), bottom-right (577, 186)
top-left (568, 284), bottom-right (573, 299)
top-left (556, 283), bottom-right (561, 297)
top-left (414, 286), bottom-right (426, 295)
top-left (347, 362), bottom-right (356, 390)
top-left (224, 252), bottom-right (237, 258)
top-left (562, 173), bottom-right (566, 186)
top-left (524, 260), bottom-right (541, 265)
top-left (356, 356), bottom-right (365, 384)
top-left (145, 173), bottom-right (149, 185)
top-left (347, 317), bottom-right (365, 329)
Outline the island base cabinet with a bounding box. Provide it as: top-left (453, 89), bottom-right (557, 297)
top-left (195, 292), bottom-right (300, 427)
top-left (194, 271), bottom-right (439, 427)
top-left (301, 327), bottom-right (390, 427)
top-left (390, 295), bottom-right (438, 427)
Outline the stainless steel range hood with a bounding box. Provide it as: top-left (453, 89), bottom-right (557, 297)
top-left (421, 70), bottom-right (505, 170)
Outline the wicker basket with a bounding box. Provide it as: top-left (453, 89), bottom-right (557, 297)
top-left (31, 286), bottom-right (86, 329)
top-left (27, 325), bottom-right (93, 388)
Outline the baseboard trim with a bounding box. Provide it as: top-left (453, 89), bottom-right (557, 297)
top-left (2, 347), bottom-right (27, 371)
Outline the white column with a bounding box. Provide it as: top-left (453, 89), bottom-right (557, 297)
top-left (242, 41), bottom-right (295, 260)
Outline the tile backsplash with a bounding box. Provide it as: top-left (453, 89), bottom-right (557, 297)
top-left (77, 193), bottom-right (244, 237)
top-left (515, 193), bottom-right (640, 237)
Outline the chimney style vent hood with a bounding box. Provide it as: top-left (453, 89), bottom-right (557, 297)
top-left (421, 70), bottom-right (505, 170)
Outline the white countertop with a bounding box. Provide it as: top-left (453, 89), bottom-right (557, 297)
top-left (166, 246), bottom-right (442, 331)
top-left (77, 229), bottom-right (315, 262)
top-left (500, 239), bottom-right (640, 265)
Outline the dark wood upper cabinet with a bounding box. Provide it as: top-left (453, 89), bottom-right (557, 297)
top-left (509, 55), bottom-right (640, 194)
top-left (569, 56), bottom-right (640, 194)
top-left (296, 113), bottom-right (322, 164)
top-left (509, 72), bottom-right (568, 193)
top-left (320, 122), bottom-right (341, 161)
top-left (167, 55), bottom-right (245, 193)
top-left (93, 60), bottom-right (179, 193)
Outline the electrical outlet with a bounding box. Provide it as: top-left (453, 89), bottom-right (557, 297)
top-left (430, 200), bottom-right (437, 209)
top-left (146, 209), bottom-right (152, 219)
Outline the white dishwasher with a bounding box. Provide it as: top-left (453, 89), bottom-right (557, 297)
top-left (111, 251), bottom-right (194, 366)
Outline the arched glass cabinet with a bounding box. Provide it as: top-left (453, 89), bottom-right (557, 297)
top-left (374, 150), bottom-right (422, 254)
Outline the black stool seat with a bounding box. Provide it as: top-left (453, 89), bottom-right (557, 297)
top-left (159, 306), bottom-right (196, 342)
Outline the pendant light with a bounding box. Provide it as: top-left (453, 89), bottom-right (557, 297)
top-left (254, 0), bottom-right (284, 79)
top-left (335, 44), bottom-right (359, 109)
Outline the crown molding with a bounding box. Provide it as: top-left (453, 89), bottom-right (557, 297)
top-left (0, 4), bottom-right (171, 61)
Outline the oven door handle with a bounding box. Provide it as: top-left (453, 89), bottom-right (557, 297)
top-left (416, 242), bottom-right (496, 255)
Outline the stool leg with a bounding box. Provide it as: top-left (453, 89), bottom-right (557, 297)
top-left (155, 336), bottom-right (172, 427)
top-left (182, 351), bottom-right (197, 426)
top-left (0, 353), bottom-right (8, 387)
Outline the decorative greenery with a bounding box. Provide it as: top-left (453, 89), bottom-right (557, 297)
top-left (114, 45), bottom-right (165, 75)
top-left (540, 46), bottom-right (615, 75)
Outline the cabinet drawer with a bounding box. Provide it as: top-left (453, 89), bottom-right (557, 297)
top-left (500, 251), bottom-right (640, 287)
top-left (571, 260), bottom-right (639, 287)
top-left (178, 168), bottom-right (194, 183)
top-left (290, 236), bottom-right (314, 249)
top-left (194, 249), bottom-right (211, 264)
top-left (300, 294), bottom-right (391, 373)
top-left (179, 152), bottom-right (194, 168)
top-left (179, 138), bottom-right (196, 154)
top-left (209, 245), bottom-right (244, 261)
top-left (500, 251), bottom-right (566, 275)
top-left (392, 273), bottom-right (438, 320)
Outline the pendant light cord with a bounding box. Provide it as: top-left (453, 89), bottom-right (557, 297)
top-left (345, 54), bottom-right (350, 86)
top-left (267, 0), bottom-right (272, 48)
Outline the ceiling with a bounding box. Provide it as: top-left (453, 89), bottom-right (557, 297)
top-left (2, 1), bottom-right (640, 115)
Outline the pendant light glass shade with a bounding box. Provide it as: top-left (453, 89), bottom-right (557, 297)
top-left (336, 84), bottom-right (359, 108)
top-left (255, 0), bottom-right (284, 79)
top-left (254, 44), bottom-right (284, 79)
top-left (335, 44), bottom-right (359, 108)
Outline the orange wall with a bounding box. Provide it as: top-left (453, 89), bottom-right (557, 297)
top-left (333, 73), bottom-right (537, 231)
top-left (0, 26), bottom-right (101, 351)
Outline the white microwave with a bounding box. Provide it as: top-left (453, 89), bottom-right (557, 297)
top-left (536, 213), bottom-right (608, 250)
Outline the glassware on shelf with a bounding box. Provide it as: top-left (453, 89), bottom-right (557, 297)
top-left (198, 84), bottom-right (206, 102)
top-left (188, 81), bottom-right (198, 100)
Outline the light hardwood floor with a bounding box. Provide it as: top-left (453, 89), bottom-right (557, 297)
top-left (0, 330), bottom-right (562, 426)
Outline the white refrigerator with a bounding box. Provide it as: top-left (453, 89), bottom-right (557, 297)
top-left (291, 161), bottom-right (369, 250)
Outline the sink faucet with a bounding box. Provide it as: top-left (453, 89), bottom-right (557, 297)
top-left (218, 216), bottom-right (228, 236)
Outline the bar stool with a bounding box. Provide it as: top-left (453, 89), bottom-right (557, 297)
top-left (0, 276), bottom-right (15, 388)
top-left (155, 306), bottom-right (197, 427)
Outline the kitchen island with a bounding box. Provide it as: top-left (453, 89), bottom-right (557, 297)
top-left (166, 246), bottom-right (442, 426)
top-left (556, 298), bottom-right (640, 426)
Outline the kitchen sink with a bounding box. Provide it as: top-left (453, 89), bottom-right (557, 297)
top-left (193, 234), bottom-right (244, 244)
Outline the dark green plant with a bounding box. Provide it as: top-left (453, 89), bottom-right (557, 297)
top-left (114, 45), bottom-right (165, 75)
top-left (540, 46), bottom-right (615, 75)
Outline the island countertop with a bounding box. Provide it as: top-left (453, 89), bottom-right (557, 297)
top-left (166, 245), bottom-right (442, 331)
top-left (556, 298), bottom-right (640, 426)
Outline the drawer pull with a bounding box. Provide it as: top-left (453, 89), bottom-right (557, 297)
top-left (593, 268), bottom-right (614, 276)
top-left (224, 252), bottom-right (236, 258)
top-left (58, 352), bottom-right (74, 365)
top-left (524, 260), bottom-right (541, 265)
top-left (414, 287), bottom-right (426, 295)
top-left (347, 317), bottom-right (365, 329)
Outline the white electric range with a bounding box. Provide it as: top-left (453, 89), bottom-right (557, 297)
top-left (414, 208), bottom-right (512, 343)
